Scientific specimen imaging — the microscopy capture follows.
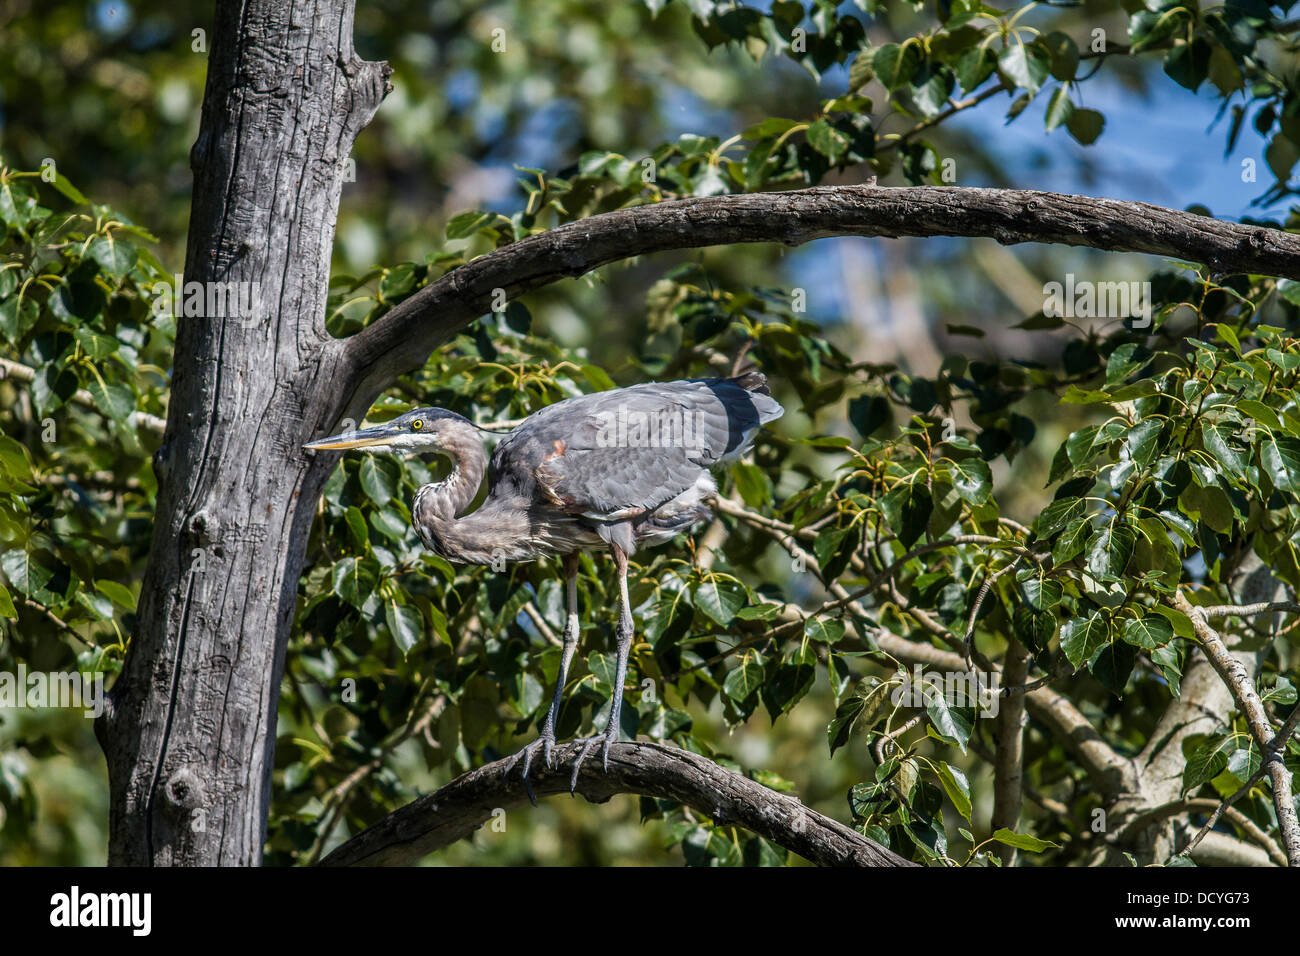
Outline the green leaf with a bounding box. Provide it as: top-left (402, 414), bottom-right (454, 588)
top-left (358, 456), bottom-right (396, 506)
top-left (580, 364), bottom-right (617, 392)
top-left (1163, 37), bottom-right (1212, 92)
top-left (1261, 434), bottom-right (1300, 493)
top-left (1121, 613), bottom-right (1174, 651)
top-left (1238, 400), bottom-right (1281, 431)
top-left (1265, 132), bottom-right (1299, 183)
top-left (1129, 7), bottom-right (1186, 53)
top-left (1206, 44), bottom-right (1243, 95)
top-left (46, 171), bottom-right (89, 205)
top-left (1042, 31), bottom-right (1079, 81)
top-left (1179, 481), bottom-right (1233, 534)
top-left (743, 117), bottom-right (802, 140)
top-left (1017, 566), bottom-right (1062, 611)
top-left (926, 690), bottom-right (971, 752)
top-left (1035, 496), bottom-right (1085, 538)
top-left (955, 45), bottom-right (996, 93)
top-left (1065, 108), bottom-right (1105, 145)
top-left (991, 828), bottom-right (1058, 853)
top-left (736, 602), bottom-right (784, 621)
top-left (731, 461), bottom-right (771, 508)
top-left (813, 523), bottom-right (861, 580)
top-left (898, 484), bottom-right (932, 548)
top-left (445, 211), bottom-right (492, 239)
top-left (384, 601), bottom-right (423, 656)
top-left (936, 762), bottom-right (972, 822)
top-left (873, 43), bottom-right (922, 90)
top-left (911, 68), bottom-right (955, 119)
top-left (87, 235), bottom-right (137, 276)
top-left (828, 693), bottom-right (866, 756)
top-left (1086, 522), bottom-right (1135, 581)
top-left (1123, 419), bottom-right (1163, 469)
top-left (343, 506), bottom-right (369, 550)
top-left (0, 296), bottom-right (39, 340)
top-left (0, 436), bottom-right (34, 481)
top-left (998, 41), bottom-right (1050, 96)
top-left (1200, 421), bottom-right (1245, 480)
top-left (847, 395), bottom-right (890, 437)
top-left (0, 583), bottom-right (14, 619)
top-left (85, 380), bottom-right (135, 423)
top-left (1182, 735), bottom-right (1235, 794)
top-left (807, 119), bottom-right (851, 163)
top-left (724, 653), bottom-right (765, 706)
top-left (1061, 611), bottom-right (1109, 668)
top-left (1044, 85), bottom-right (1074, 131)
top-left (73, 327), bottom-right (120, 360)
top-left (804, 616), bottom-right (845, 644)
top-left (943, 457), bottom-right (992, 505)
top-left (94, 579), bottom-right (137, 612)
top-left (1, 549), bottom-right (53, 597)
top-left (761, 646), bottom-right (817, 721)
top-left (1089, 639), bottom-right (1135, 696)
top-left (1153, 603), bottom-right (1195, 640)
top-left (1052, 517), bottom-right (1092, 565)
top-left (693, 575), bottom-right (747, 625)
top-left (1280, 281), bottom-right (1300, 308)
top-left (331, 556), bottom-right (377, 607)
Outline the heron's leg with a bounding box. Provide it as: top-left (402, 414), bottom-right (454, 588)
top-left (569, 544), bottom-right (634, 792)
top-left (539, 552), bottom-right (582, 765)
top-left (505, 552), bottom-right (580, 803)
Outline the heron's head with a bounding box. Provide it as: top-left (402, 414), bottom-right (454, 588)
top-left (304, 407), bottom-right (473, 455)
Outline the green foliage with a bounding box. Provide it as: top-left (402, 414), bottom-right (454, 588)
top-left (7, 0), bottom-right (1300, 867)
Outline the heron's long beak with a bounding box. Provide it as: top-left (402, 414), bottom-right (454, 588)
top-left (304, 422), bottom-right (402, 451)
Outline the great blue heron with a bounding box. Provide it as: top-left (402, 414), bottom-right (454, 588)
top-left (305, 372), bottom-right (783, 797)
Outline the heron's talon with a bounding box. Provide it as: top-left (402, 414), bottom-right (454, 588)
top-left (566, 730), bottom-right (620, 794)
top-left (504, 732), bottom-right (556, 806)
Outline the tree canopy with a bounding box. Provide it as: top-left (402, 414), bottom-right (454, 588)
top-left (2, 0), bottom-right (1300, 867)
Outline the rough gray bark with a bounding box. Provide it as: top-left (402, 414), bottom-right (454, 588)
top-left (1087, 555), bottom-right (1285, 865)
top-left (95, 0), bottom-right (389, 865)
top-left (1176, 591), bottom-right (1300, 865)
top-left (318, 741), bottom-right (915, 867)
top-left (992, 638), bottom-right (1030, 866)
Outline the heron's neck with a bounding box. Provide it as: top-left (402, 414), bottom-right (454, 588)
top-left (416, 421), bottom-right (527, 564)
top-left (413, 421), bottom-right (486, 522)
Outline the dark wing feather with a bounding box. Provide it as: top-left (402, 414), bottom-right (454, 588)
top-left (489, 377), bottom-right (782, 520)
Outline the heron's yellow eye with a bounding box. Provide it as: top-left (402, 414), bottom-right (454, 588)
top-left (411, 420), bottom-right (423, 431)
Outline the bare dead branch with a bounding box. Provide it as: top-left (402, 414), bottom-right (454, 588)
top-left (1199, 601), bottom-right (1300, 619)
top-left (0, 357), bottom-right (167, 434)
top-left (318, 740), bottom-right (915, 867)
top-left (1178, 702), bottom-right (1300, 864)
top-left (1121, 798), bottom-right (1286, 867)
top-left (334, 184), bottom-right (1300, 414)
top-left (1174, 592), bottom-right (1300, 866)
top-left (992, 637), bottom-right (1032, 866)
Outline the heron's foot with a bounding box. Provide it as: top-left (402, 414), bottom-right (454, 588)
top-left (566, 728), bottom-right (620, 794)
top-left (503, 730), bottom-right (557, 806)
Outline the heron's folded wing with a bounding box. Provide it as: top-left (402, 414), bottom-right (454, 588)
top-left (493, 380), bottom-right (772, 521)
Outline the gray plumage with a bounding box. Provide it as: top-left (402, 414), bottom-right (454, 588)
top-left (304, 371), bottom-right (783, 798)
top-left (487, 373), bottom-right (783, 556)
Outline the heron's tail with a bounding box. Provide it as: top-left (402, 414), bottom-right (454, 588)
top-left (728, 370), bottom-right (771, 395)
top-left (725, 370), bottom-right (783, 425)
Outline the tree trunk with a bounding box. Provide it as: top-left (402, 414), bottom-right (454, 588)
top-left (86, 0), bottom-right (1300, 868)
top-left (96, 0), bottom-right (388, 865)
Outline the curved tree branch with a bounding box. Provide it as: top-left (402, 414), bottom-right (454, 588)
top-left (318, 740), bottom-right (915, 867)
top-left (335, 183), bottom-right (1300, 415)
top-left (1173, 592), bottom-right (1300, 866)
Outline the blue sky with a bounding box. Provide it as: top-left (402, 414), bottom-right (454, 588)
top-left (947, 70), bottom-right (1283, 222)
